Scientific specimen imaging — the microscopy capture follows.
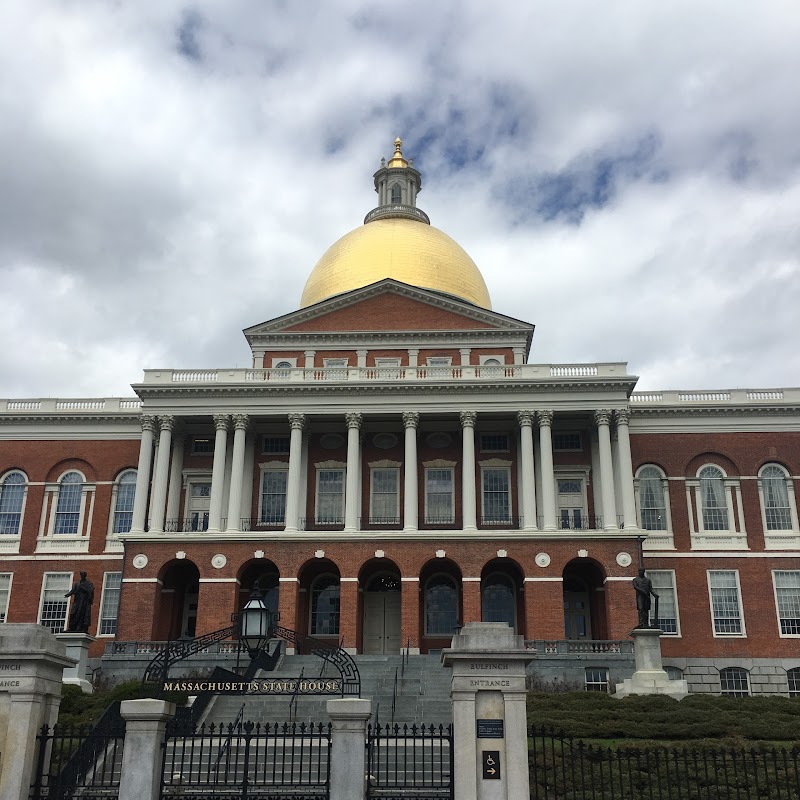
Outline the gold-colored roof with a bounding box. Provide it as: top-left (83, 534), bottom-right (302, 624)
top-left (300, 218), bottom-right (492, 309)
top-left (386, 137), bottom-right (408, 168)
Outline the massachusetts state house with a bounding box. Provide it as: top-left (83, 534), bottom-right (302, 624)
top-left (1, 139), bottom-right (799, 696)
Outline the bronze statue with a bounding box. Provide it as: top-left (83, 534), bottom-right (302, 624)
top-left (65, 571), bottom-right (94, 632)
top-left (632, 568), bottom-right (658, 628)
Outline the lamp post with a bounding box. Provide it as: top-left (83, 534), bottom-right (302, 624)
top-left (239, 581), bottom-right (273, 660)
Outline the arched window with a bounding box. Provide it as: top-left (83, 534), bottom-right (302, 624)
top-left (699, 466), bottom-right (728, 531)
top-left (719, 667), bottom-right (749, 697)
top-left (637, 466), bottom-right (668, 531)
top-left (425, 574), bottom-right (458, 635)
top-left (54, 472), bottom-right (84, 535)
top-left (760, 464), bottom-right (794, 531)
top-left (112, 471), bottom-right (137, 534)
top-left (787, 667), bottom-right (800, 698)
top-left (390, 183), bottom-right (402, 203)
top-left (0, 471), bottom-right (26, 535)
top-left (482, 573), bottom-right (516, 629)
top-left (664, 665), bottom-right (683, 681)
top-left (310, 575), bottom-right (340, 635)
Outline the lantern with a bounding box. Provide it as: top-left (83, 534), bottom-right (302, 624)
top-left (240, 584), bottom-right (271, 659)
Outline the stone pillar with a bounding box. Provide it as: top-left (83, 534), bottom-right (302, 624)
top-left (403, 411), bottom-right (419, 531)
top-left (615, 409), bottom-right (639, 531)
top-left (408, 348), bottom-right (419, 368)
top-left (614, 628), bottom-right (688, 699)
top-left (55, 632), bottom-right (95, 693)
top-left (130, 415), bottom-right (156, 533)
top-left (594, 410), bottom-right (618, 530)
top-left (326, 698), bottom-right (372, 800)
top-left (344, 412), bottom-right (362, 532)
top-left (165, 430), bottom-right (185, 528)
top-left (207, 414), bottom-right (230, 532)
top-left (149, 415), bottom-right (174, 533)
top-left (517, 411), bottom-right (537, 531)
top-left (118, 699), bottom-right (176, 800)
top-left (460, 411), bottom-right (478, 531)
top-left (460, 348), bottom-right (471, 366)
top-left (537, 410), bottom-right (557, 531)
top-left (442, 622), bottom-right (534, 800)
top-left (225, 414), bottom-right (250, 532)
top-left (284, 413), bottom-right (306, 531)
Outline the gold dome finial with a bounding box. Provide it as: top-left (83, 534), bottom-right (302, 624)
top-left (387, 136), bottom-right (408, 168)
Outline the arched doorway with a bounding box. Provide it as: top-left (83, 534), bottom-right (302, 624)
top-left (298, 559), bottom-right (341, 644)
top-left (562, 559), bottom-right (607, 640)
top-left (238, 560), bottom-right (280, 616)
top-left (157, 559), bottom-right (200, 640)
top-left (481, 558), bottom-right (524, 635)
top-left (360, 565), bottom-right (401, 655)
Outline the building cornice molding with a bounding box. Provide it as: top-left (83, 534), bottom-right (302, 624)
top-left (631, 406), bottom-right (800, 418)
top-left (0, 414), bottom-right (142, 425)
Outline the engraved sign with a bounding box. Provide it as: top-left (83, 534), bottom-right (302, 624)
top-left (476, 719), bottom-right (504, 739)
top-left (482, 750), bottom-right (501, 780)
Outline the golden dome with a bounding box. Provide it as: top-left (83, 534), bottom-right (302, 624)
top-left (300, 218), bottom-right (492, 309)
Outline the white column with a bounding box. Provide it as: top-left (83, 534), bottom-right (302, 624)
top-left (403, 411), bottom-right (419, 531)
top-left (225, 414), bottom-right (249, 532)
top-left (408, 348), bottom-right (419, 367)
top-left (356, 349), bottom-right (368, 368)
top-left (148, 416), bottom-right (174, 533)
top-left (517, 411), bottom-right (537, 531)
top-left (615, 409), bottom-right (639, 530)
top-left (207, 414), bottom-right (230, 533)
top-left (460, 411), bottom-right (477, 530)
top-left (344, 412), bottom-right (363, 531)
top-left (304, 350), bottom-right (316, 368)
top-left (284, 413), bottom-right (306, 532)
top-left (130, 416), bottom-right (156, 533)
top-left (240, 431), bottom-right (255, 528)
top-left (513, 347), bottom-right (525, 365)
top-left (165, 430), bottom-right (184, 529)
top-left (459, 348), bottom-right (471, 366)
top-left (595, 409), bottom-right (618, 530)
top-left (537, 410), bottom-right (557, 530)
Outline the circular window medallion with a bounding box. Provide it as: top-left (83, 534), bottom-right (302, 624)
top-left (535, 552), bottom-right (551, 568)
top-left (320, 433), bottom-right (345, 450)
top-left (426, 432), bottom-right (452, 449)
top-left (212, 554), bottom-right (227, 569)
top-left (373, 432), bottom-right (398, 450)
top-left (616, 552), bottom-right (632, 567)
top-left (132, 554), bottom-right (148, 570)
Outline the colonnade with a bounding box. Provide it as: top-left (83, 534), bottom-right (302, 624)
top-left (129, 408), bottom-right (639, 534)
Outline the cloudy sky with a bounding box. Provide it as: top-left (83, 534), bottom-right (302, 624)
top-left (2, 1), bottom-right (799, 397)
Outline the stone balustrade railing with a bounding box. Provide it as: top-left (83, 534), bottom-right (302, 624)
top-left (526, 639), bottom-right (634, 656)
top-left (1, 397), bottom-right (142, 413)
top-left (630, 388), bottom-right (798, 405)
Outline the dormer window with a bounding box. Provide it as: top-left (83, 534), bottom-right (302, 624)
top-left (391, 183), bottom-right (402, 203)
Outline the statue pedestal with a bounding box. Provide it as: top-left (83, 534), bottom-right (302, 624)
top-left (55, 633), bottom-right (95, 694)
top-left (614, 627), bottom-right (688, 700)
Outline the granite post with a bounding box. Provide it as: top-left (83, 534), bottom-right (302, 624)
top-left (327, 697), bottom-right (372, 800)
top-left (55, 632), bottom-right (95, 693)
top-left (118, 699), bottom-right (176, 800)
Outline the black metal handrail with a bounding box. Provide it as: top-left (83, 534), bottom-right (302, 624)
top-left (288, 667), bottom-right (304, 721)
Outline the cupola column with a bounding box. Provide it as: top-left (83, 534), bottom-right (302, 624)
top-left (344, 413), bottom-right (363, 531)
top-left (207, 415), bottom-right (230, 533)
top-left (403, 412), bottom-right (419, 531)
top-left (284, 413), bottom-right (306, 532)
top-left (537, 410), bottom-right (557, 531)
top-left (595, 410), bottom-right (619, 530)
top-left (460, 411), bottom-right (478, 531)
top-left (149, 415), bottom-right (174, 533)
top-left (225, 415), bottom-right (250, 532)
top-left (517, 411), bottom-right (538, 531)
top-left (130, 416), bottom-right (156, 533)
top-left (614, 409), bottom-right (639, 530)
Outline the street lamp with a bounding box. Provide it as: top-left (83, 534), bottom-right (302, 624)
top-left (239, 582), bottom-right (272, 660)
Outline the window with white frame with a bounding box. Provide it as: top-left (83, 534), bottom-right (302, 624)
top-left (426, 357), bottom-right (452, 366)
top-left (425, 468), bottom-right (454, 524)
top-left (310, 575), bottom-right (340, 635)
top-left (760, 465), bottom-right (796, 531)
top-left (425, 574), bottom-right (459, 635)
top-left (479, 433), bottom-right (509, 453)
top-left (98, 572), bottom-right (122, 635)
top-left (636, 466), bottom-right (669, 531)
top-left (260, 469), bottom-right (288, 525)
top-left (584, 667), bottom-right (609, 692)
top-left (719, 667), bottom-right (750, 697)
top-left (316, 469), bottom-right (344, 523)
top-left (788, 667), bottom-right (800, 698)
top-left (53, 472), bottom-right (84, 535)
top-left (699, 466), bottom-right (729, 530)
top-left (773, 571), bottom-right (800, 636)
top-left (557, 477), bottom-right (586, 529)
top-left (646, 570), bottom-right (679, 634)
top-left (370, 468), bottom-right (399, 524)
top-left (39, 573), bottom-right (72, 633)
top-left (0, 573), bottom-right (11, 622)
top-left (553, 432), bottom-right (582, 452)
top-left (262, 436), bottom-right (290, 454)
top-left (708, 570), bottom-right (745, 635)
top-left (191, 437), bottom-right (214, 455)
top-left (111, 470), bottom-right (136, 534)
top-left (481, 466), bottom-right (511, 524)
top-left (0, 471), bottom-right (26, 535)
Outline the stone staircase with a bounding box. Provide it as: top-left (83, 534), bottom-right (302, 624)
top-left (202, 654), bottom-right (453, 727)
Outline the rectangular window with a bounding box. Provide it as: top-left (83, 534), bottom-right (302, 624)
top-left (584, 667), bottom-right (609, 693)
top-left (708, 571), bottom-right (744, 635)
top-left (0, 574), bottom-right (11, 623)
top-left (370, 468), bottom-right (400, 524)
top-left (262, 436), bottom-right (290, 454)
top-left (39, 573), bottom-right (72, 633)
top-left (316, 470), bottom-right (344, 524)
top-left (774, 571), bottom-right (800, 636)
top-left (260, 470), bottom-right (288, 525)
top-left (482, 467), bottom-right (511, 523)
top-left (479, 433), bottom-right (509, 453)
top-left (646, 570), bottom-right (679, 634)
top-left (191, 437), bottom-right (214, 455)
top-left (425, 468), bottom-right (454, 525)
top-left (553, 432), bottom-right (583, 451)
top-left (113, 481), bottom-right (136, 534)
top-left (98, 572), bottom-right (122, 635)
top-left (557, 478), bottom-right (585, 529)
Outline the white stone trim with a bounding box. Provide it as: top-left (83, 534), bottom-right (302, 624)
top-left (198, 578), bottom-right (240, 583)
top-left (523, 577), bottom-right (563, 582)
top-left (122, 577), bottom-right (163, 583)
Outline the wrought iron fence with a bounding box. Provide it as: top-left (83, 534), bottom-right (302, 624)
top-left (161, 720), bottom-right (331, 799)
top-left (366, 723), bottom-right (453, 799)
top-left (30, 711), bottom-right (125, 800)
top-left (529, 724), bottom-right (800, 799)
